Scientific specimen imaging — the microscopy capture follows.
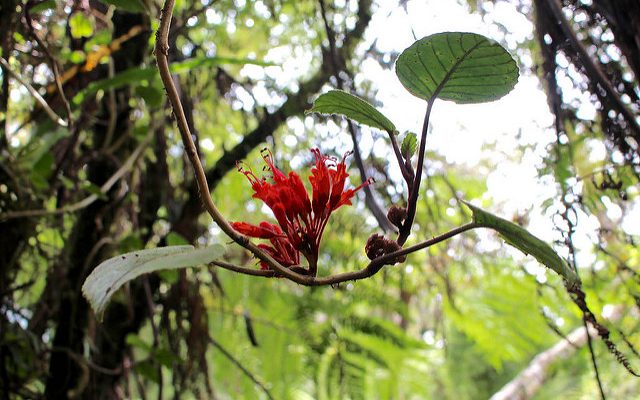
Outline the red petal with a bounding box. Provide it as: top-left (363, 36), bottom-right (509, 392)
top-left (232, 221), bottom-right (280, 239)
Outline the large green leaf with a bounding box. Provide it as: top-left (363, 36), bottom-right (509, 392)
top-left (306, 90), bottom-right (397, 133)
top-left (395, 32), bottom-right (518, 104)
top-left (82, 245), bottom-right (224, 321)
top-left (463, 201), bottom-right (580, 287)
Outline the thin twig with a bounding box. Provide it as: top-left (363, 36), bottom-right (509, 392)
top-left (0, 56), bottom-right (67, 127)
top-left (211, 260), bottom-right (276, 277)
top-left (0, 131), bottom-right (152, 221)
top-left (583, 317), bottom-right (607, 399)
top-left (208, 336), bottom-right (275, 400)
top-left (25, 1), bottom-right (73, 126)
top-left (389, 130), bottom-right (413, 187)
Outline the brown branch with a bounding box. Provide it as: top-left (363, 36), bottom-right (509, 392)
top-left (215, 222), bottom-right (478, 286)
top-left (490, 306), bottom-right (625, 400)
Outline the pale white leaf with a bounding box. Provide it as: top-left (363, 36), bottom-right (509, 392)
top-left (82, 245), bottom-right (224, 320)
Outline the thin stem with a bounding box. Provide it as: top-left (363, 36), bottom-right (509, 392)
top-left (583, 317), bottom-right (606, 400)
top-left (25, 2), bottom-right (73, 127)
top-left (209, 336), bottom-right (275, 400)
top-left (0, 56), bottom-right (67, 128)
top-left (398, 99), bottom-right (435, 245)
top-left (214, 222), bottom-right (478, 286)
top-left (211, 260), bottom-right (276, 277)
top-left (389, 130), bottom-right (413, 187)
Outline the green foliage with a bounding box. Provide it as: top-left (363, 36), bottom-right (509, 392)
top-left (395, 32), bottom-right (518, 103)
top-left (307, 90), bottom-right (397, 132)
top-left (3, 1), bottom-right (639, 399)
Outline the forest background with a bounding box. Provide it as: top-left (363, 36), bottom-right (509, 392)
top-left (1, 0), bottom-right (640, 399)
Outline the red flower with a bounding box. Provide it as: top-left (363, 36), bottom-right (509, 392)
top-left (232, 148), bottom-right (371, 273)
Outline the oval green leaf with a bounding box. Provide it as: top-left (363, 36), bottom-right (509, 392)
top-left (395, 32), bottom-right (518, 104)
top-left (463, 201), bottom-right (580, 288)
top-left (306, 90), bottom-right (396, 133)
top-left (82, 245), bottom-right (224, 321)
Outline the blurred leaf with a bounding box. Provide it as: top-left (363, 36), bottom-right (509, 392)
top-left (73, 56), bottom-right (272, 104)
top-left (82, 245), bottom-right (225, 321)
top-left (101, 0), bottom-right (145, 13)
top-left (395, 32), bottom-right (518, 103)
top-left (69, 13), bottom-right (94, 39)
top-left (126, 334), bottom-right (152, 352)
top-left (463, 201), bottom-right (580, 286)
top-left (69, 50), bottom-right (86, 64)
top-left (166, 232), bottom-right (190, 246)
top-left (170, 55), bottom-right (276, 74)
top-left (72, 67), bottom-right (156, 104)
top-left (135, 85), bottom-right (163, 107)
top-left (29, 0), bottom-right (56, 13)
top-left (135, 360), bottom-right (159, 383)
top-left (306, 90), bottom-right (396, 132)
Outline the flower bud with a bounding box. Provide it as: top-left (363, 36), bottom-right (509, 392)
top-left (365, 234), bottom-right (405, 265)
top-left (387, 205), bottom-right (407, 228)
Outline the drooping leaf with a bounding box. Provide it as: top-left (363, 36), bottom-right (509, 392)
top-left (82, 245), bottom-right (224, 321)
top-left (400, 132), bottom-right (418, 158)
top-left (463, 201), bottom-right (580, 287)
top-left (395, 32), bottom-right (518, 104)
top-left (306, 90), bottom-right (397, 132)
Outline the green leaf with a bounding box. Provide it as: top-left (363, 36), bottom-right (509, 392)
top-left (126, 334), bottom-right (152, 352)
top-left (306, 90), bottom-right (396, 132)
top-left (73, 57), bottom-right (272, 104)
top-left (395, 32), bottom-right (518, 104)
top-left (82, 245), bottom-right (224, 321)
top-left (69, 13), bottom-right (94, 39)
top-left (72, 67), bottom-right (156, 104)
top-left (30, 0), bottom-right (57, 13)
top-left (135, 85), bottom-right (163, 108)
top-left (400, 132), bottom-right (417, 158)
top-left (101, 0), bottom-right (145, 13)
top-left (169, 56), bottom-right (276, 74)
top-left (463, 201), bottom-right (580, 287)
